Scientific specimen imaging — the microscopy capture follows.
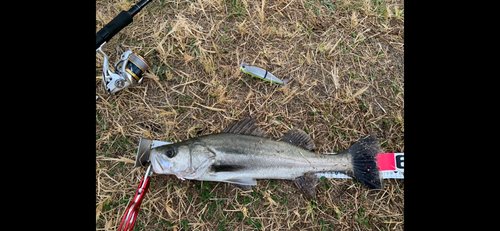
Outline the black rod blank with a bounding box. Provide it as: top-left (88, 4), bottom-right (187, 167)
top-left (96, 0), bottom-right (153, 50)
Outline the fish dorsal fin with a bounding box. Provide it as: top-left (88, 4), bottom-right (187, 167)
top-left (222, 117), bottom-right (266, 137)
top-left (280, 128), bottom-right (315, 150)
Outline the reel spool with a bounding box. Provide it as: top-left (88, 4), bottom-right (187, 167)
top-left (97, 42), bottom-right (151, 95)
top-left (116, 51), bottom-right (151, 82)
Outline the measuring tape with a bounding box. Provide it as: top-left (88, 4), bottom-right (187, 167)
top-left (316, 153), bottom-right (404, 179)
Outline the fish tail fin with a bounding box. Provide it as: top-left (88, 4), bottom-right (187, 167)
top-left (340, 134), bottom-right (383, 189)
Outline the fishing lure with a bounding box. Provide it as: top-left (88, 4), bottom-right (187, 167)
top-left (240, 62), bottom-right (288, 86)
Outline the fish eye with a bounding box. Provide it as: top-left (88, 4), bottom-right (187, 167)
top-left (166, 148), bottom-right (176, 158)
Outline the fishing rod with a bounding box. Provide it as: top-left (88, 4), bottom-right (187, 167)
top-left (96, 0), bottom-right (154, 96)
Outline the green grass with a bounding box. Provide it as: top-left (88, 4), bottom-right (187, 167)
top-left (355, 207), bottom-right (371, 228)
top-left (181, 219), bottom-right (189, 230)
top-left (227, 0), bottom-right (246, 18)
top-left (321, 0), bottom-right (336, 15)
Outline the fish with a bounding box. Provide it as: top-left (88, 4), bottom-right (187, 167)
top-left (148, 117), bottom-right (383, 198)
top-left (240, 62), bottom-right (289, 86)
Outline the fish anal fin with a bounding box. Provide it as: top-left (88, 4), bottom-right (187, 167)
top-left (222, 117), bottom-right (266, 137)
top-left (294, 173), bottom-right (318, 199)
top-left (280, 128), bottom-right (315, 150)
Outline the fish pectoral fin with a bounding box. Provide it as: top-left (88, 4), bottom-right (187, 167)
top-left (294, 173), bottom-right (319, 199)
top-left (280, 128), bottom-right (315, 150)
top-left (224, 178), bottom-right (257, 186)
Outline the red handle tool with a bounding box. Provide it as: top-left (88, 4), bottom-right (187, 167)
top-left (118, 164), bottom-right (152, 231)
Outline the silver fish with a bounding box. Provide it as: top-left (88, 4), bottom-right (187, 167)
top-left (148, 117), bottom-right (383, 197)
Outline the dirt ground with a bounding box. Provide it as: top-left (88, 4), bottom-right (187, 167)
top-left (96, 0), bottom-right (404, 230)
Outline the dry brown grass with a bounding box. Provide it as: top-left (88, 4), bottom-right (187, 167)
top-left (96, 0), bottom-right (403, 230)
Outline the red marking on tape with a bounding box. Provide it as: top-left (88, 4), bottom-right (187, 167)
top-left (377, 153), bottom-right (396, 171)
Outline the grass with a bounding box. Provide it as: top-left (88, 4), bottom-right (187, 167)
top-left (96, 0), bottom-right (403, 230)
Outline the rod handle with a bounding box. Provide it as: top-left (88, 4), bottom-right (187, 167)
top-left (96, 11), bottom-right (133, 50)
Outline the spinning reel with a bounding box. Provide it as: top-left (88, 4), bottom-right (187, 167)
top-left (96, 0), bottom-right (153, 97)
top-left (97, 42), bottom-right (151, 95)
